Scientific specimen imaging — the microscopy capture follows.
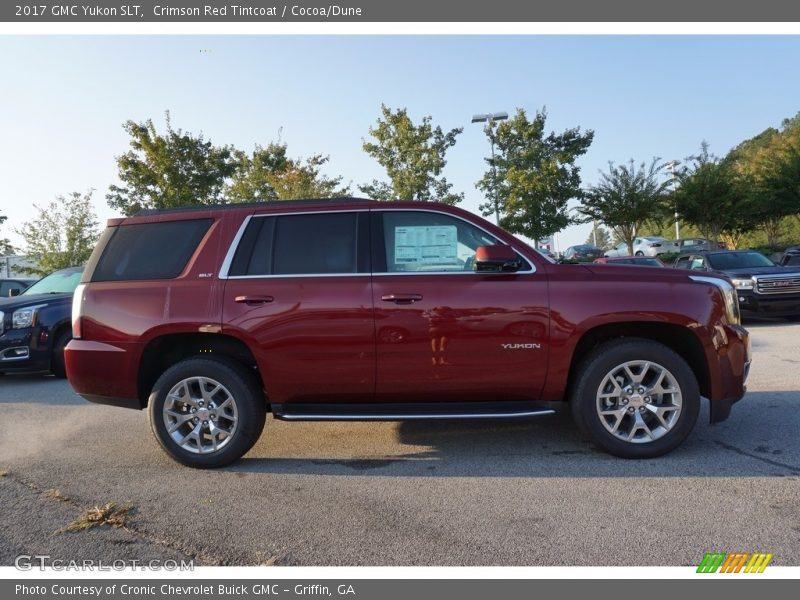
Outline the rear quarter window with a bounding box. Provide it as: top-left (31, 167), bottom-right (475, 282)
top-left (91, 219), bottom-right (213, 282)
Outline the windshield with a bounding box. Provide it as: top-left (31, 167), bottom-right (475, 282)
top-left (22, 269), bottom-right (83, 295)
top-left (706, 252), bottom-right (775, 270)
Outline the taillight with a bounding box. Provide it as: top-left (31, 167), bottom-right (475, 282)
top-left (72, 283), bottom-right (85, 339)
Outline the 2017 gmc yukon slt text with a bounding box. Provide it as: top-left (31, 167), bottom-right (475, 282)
top-left (65, 199), bottom-right (751, 468)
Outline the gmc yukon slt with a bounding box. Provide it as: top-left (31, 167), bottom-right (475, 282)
top-left (65, 199), bottom-right (751, 468)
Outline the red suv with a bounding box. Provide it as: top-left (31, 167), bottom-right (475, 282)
top-left (66, 199), bottom-right (750, 467)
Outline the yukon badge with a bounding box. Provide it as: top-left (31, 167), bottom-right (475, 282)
top-left (501, 343), bottom-right (542, 350)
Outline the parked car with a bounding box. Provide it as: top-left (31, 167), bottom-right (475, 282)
top-left (676, 238), bottom-right (724, 254)
top-left (777, 248), bottom-right (800, 267)
top-left (534, 247), bottom-right (557, 262)
top-left (605, 237), bottom-right (680, 258)
top-left (593, 256), bottom-right (665, 267)
top-left (66, 199), bottom-right (750, 467)
top-left (0, 278), bottom-right (36, 297)
top-left (562, 244), bottom-right (604, 262)
top-left (0, 267), bottom-right (83, 377)
top-left (673, 250), bottom-right (800, 319)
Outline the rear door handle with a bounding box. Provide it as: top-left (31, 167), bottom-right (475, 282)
top-left (381, 293), bottom-right (423, 304)
top-left (234, 295), bottom-right (274, 305)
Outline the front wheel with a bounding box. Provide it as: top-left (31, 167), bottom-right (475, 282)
top-left (50, 329), bottom-right (71, 379)
top-left (148, 357), bottom-right (266, 468)
top-left (635, 251), bottom-right (645, 256)
top-left (569, 338), bottom-right (700, 458)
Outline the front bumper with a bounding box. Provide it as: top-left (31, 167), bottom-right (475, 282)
top-left (709, 324), bottom-right (750, 424)
top-left (0, 327), bottom-right (50, 372)
top-left (737, 290), bottom-right (800, 317)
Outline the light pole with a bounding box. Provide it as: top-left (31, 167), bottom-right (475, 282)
top-left (472, 112), bottom-right (508, 224)
top-left (664, 159), bottom-right (681, 239)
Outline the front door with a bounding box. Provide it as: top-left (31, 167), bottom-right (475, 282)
top-left (370, 209), bottom-right (549, 403)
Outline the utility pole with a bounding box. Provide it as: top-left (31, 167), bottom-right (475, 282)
top-left (472, 112), bottom-right (508, 225)
top-left (664, 160), bottom-right (681, 239)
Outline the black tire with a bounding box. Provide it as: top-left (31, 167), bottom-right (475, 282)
top-left (50, 329), bottom-right (71, 379)
top-left (569, 338), bottom-right (700, 459)
top-left (148, 357), bottom-right (266, 468)
top-left (786, 315), bottom-right (800, 323)
top-left (635, 251), bottom-right (645, 256)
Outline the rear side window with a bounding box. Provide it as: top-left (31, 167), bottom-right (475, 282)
top-left (91, 219), bottom-right (213, 282)
top-left (228, 212), bottom-right (364, 276)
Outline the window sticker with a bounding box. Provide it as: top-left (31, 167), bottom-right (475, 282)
top-left (394, 225), bottom-right (458, 266)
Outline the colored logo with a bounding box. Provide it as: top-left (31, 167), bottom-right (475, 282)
top-left (697, 552), bottom-right (773, 573)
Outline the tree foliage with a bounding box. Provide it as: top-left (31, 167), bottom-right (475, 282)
top-left (0, 214), bottom-right (14, 256)
top-left (580, 158), bottom-right (670, 255)
top-left (16, 191), bottom-right (100, 276)
top-left (477, 108), bottom-right (594, 244)
top-left (673, 142), bottom-right (749, 248)
top-left (227, 143), bottom-right (350, 202)
top-left (727, 115), bottom-right (800, 246)
top-left (107, 113), bottom-right (237, 215)
top-left (585, 222), bottom-right (611, 250)
top-left (360, 104), bottom-right (463, 204)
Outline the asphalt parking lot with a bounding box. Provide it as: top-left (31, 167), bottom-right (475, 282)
top-left (1, 321), bottom-right (799, 567)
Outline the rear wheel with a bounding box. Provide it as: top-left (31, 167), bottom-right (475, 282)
top-left (50, 329), bottom-right (71, 379)
top-left (148, 357), bottom-right (266, 468)
top-left (570, 338), bottom-right (700, 458)
top-left (635, 251), bottom-right (645, 256)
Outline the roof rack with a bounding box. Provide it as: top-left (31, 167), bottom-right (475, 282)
top-left (133, 197), bottom-right (376, 217)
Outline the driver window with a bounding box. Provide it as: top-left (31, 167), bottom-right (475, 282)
top-left (378, 211), bottom-right (518, 273)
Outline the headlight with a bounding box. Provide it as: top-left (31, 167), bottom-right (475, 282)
top-left (731, 277), bottom-right (754, 290)
top-left (12, 305), bottom-right (46, 329)
top-left (690, 276), bottom-right (740, 325)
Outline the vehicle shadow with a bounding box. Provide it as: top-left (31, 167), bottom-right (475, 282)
top-left (232, 391), bottom-right (800, 478)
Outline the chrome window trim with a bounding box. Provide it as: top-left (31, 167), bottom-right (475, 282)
top-left (219, 207), bottom-right (536, 279)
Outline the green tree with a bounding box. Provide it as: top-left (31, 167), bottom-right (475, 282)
top-left (585, 222), bottom-right (611, 250)
top-left (674, 143), bottom-right (752, 249)
top-left (0, 214), bottom-right (14, 256)
top-left (477, 108), bottom-right (594, 244)
top-left (580, 158), bottom-right (670, 255)
top-left (360, 104), bottom-right (463, 204)
top-left (16, 191), bottom-right (100, 276)
top-left (107, 112), bottom-right (237, 215)
top-left (227, 143), bottom-right (350, 202)
top-left (728, 117), bottom-right (800, 247)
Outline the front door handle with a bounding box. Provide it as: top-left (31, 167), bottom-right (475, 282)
top-left (234, 295), bottom-right (274, 305)
top-left (381, 293), bottom-right (423, 304)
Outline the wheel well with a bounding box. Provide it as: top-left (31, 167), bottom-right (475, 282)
top-left (567, 322), bottom-right (711, 399)
top-left (137, 333), bottom-right (261, 408)
top-left (49, 321), bottom-right (72, 349)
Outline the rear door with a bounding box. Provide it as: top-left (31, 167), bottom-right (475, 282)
top-left (221, 210), bottom-right (375, 405)
top-left (370, 208), bottom-right (549, 403)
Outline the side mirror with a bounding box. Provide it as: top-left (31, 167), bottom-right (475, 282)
top-left (8, 288), bottom-right (20, 297)
top-left (474, 245), bottom-right (521, 273)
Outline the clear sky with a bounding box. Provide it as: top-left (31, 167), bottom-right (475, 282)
top-left (1, 35), bottom-right (799, 251)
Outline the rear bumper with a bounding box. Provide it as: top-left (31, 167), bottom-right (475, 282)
top-left (65, 339), bottom-right (142, 409)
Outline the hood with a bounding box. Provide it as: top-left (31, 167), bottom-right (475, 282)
top-left (0, 292), bottom-right (73, 311)
top-left (713, 266), bottom-right (800, 278)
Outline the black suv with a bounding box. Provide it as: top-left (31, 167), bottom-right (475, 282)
top-left (674, 250), bottom-right (800, 319)
top-left (0, 267), bottom-right (83, 377)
